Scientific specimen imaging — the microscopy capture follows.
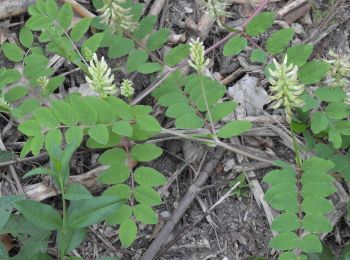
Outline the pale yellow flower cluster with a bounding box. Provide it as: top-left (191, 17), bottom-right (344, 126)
top-left (188, 38), bottom-right (210, 74)
top-left (325, 50), bottom-right (350, 102)
top-left (197, 0), bottom-right (232, 19)
top-left (120, 79), bottom-right (134, 98)
top-left (268, 55), bottom-right (304, 123)
top-left (98, 0), bottom-right (138, 33)
top-left (85, 54), bottom-right (117, 98)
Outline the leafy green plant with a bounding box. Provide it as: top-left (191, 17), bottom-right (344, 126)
top-left (218, 9), bottom-right (348, 259)
top-left (263, 158), bottom-right (336, 259)
top-left (0, 142), bottom-right (123, 259)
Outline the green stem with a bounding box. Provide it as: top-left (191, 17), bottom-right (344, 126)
top-left (290, 126), bottom-right (303, 257)
top-left (59, 176), bottom-right (67, 260)
top-left (199, 75), bottom-right (217, 136)
top-left (291, 130), bottom-right (302, 169)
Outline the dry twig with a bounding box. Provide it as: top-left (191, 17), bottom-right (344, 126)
top-left (140, 149), bottom-right (225, 260)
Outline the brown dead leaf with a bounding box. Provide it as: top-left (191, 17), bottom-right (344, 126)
top-left (0, 234), bottom-right (14, 251)
top-left (0, 26), bottom-right (16, 44)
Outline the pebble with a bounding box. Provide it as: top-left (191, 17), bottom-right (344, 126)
top-left (184, 7), bottom-right (193, 13)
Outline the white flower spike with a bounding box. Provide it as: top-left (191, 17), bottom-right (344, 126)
top-left (85, 54), bottom-right (117, 99)
top-left (120, 79), bottom-right (134, 99)
top-left (325, 50), bottom-right (350, 92)
top-left (268, 55), bottom-right (305, 123)
top-left (98, 0), bottom-right (138, 33)
top-left (188, 38), bottom-right (210, 74)
top-left (197, 0), bottom-right (232, 19)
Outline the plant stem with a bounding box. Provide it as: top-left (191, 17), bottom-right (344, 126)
top-left (60, 184), bottom-right (67, 260)
top-left (161, 128), bottom-right (275, 164)
top-left (291, 130), bottom-right (302, 169)
top-left (291, 127), bottom-right (303, 256)
top-left (199, 75), bottom-right (216, 136)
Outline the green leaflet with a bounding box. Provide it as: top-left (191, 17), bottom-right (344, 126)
top-left (134, 167), bottom-right (166, 187)
top-left (66, 196), bottom-right (124, 228)
top-left (266, 28), bottom-right (294, 54)
top-left (2, 42), bottom-right (24, 62)
top-left (70, 18), bottom-right (91, 42)
top-left (119, 219), bottom-right (137, 248)
top-left (108, 35), bottom-right (135, 58)
top-left (245, 12), bottom-right (275, 36)
top-left (250, 49), bottom-right (267, 64)
top-left (19, 27), bottom-right (34, 48)
top-left (98, 164), bottom-right (130, 184)
top-left (298, 61), bottom-right (330, 85)
top-left (133, 15), bottom-right (157, 40)
top-left (98, 148), bottom-right (126, 165)
top-left (137, 62), bottom-right (163, 74)
top-left (133, 204), bottom-right (158, 224)
top-left (131, 143), bottom-right (163, 162)
top-left (264, 157), bottom-right (336, 257)
top-left (223, 36), bottom-right (247, 56)
top-left (88, 124), bottom-right (109, 145)
top-left (286, 44), bottom-right (313, 67)
top-left (127, 50), bottom-right (148, 72)
top-left (4, 86), bottom-right (28, 103)
top-left (134, 185), bottom-right (162, 206)
top-left (165, 44), bottom-right (190, 67)
top-left (58, 3), bottom-right (73, 30)
top-left (217, 120), bottom-right (252, 138)
top-left (14, 200), bottom-right (62, 231)
top-left (146, 28), bottom-right (170, 51)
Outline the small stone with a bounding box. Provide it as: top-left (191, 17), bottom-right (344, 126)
top-left (291, 23), bottom-right (304, 35)
top-left (184, 7), bottom-right (193, 13)
top-left (160, 211), bottom-right (171, 219)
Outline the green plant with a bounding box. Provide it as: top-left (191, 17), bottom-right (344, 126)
top-left (218, 10), bottom-right (348, 259)
top-left (0, 142), bottom-right (123, 259)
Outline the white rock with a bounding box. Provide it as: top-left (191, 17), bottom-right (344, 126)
top-left (227, 74), bottom-right (270, 119)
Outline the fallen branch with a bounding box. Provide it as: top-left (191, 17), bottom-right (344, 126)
top-left (0, 0), bottom-right (35, 20)
top-left (140, 149), bottom-right (225, 260)
top-left (277, 0), bottom-right (308, 18)
top-left (23, 165), bottom-right (107, 201)
top-left (62, 0), bottom-right (95, 18)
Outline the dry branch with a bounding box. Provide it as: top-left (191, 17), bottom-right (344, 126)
top-left (0, 0), bottom-right (35, 20)
top-left (277, 0), bottom-right (308, 18)
top-left (148, 0), bottom-right (166, 17)
top-left (23, 166), bottom-right (107, 201)
top-left (62, 0), bottom-right (95, 18)
top-left (140, 149), bottom-right (225, 260)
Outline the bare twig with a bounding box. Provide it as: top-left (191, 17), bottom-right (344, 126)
top-left (62, 0), bottom-right (95, 18)
top-left (277, 0), bottom-right (308, 18)
top-left (140, 149), bottom-right (225, 260)
top-left (23, 165), bottom-right (107, 201)
top-left (0, 153), bottom-right (48, 167)
top-left (0, 135), bottom-right (24, 194)
top-left (148, 0), bottom-right (166, 17)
